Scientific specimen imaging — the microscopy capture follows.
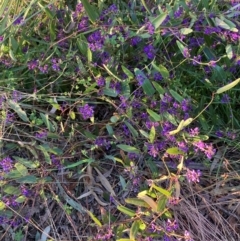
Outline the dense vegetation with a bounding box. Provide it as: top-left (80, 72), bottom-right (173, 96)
top-left (0, 0), bottom-right (239, 240)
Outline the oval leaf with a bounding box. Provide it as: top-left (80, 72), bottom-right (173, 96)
top-left (8, 100), bottom-right (29, 122)
top-left (216, 78), bottom-right (240, 94)
top-left (117, 144), bottom-right (140, 154)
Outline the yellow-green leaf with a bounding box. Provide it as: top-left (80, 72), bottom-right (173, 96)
top-left (216, 78), bottom-right (240, 94)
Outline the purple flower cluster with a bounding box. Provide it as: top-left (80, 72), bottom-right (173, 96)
top-left (27, 59), bottom-right (38, 70)
top-left (94, 137), bottom-right (111, 150)
top-left (96, 76), bottom-right (106, 87)
top-left (165, 219), bottom-right (179, 232)
top-left (186, 168), bottom-right (201, 183)
top-left (51, 58), bottom-right (61, 71)
top-left (95, 227), bottom-right (114, 241)
top-left (12, 90), bottom-right (22, 102)
top-left (193, 141), bottom-right (216, 159)
top-left (78, 104), bottom-right (94, 120)
top-left (88, 30), bottom-right (105, 51)
top-left (35, 130), bottom-right (48, 139)
top-left (143, 44), bottom-right (156, 59)
top-left (51, 154), bottom-right (62, 170)
top-left (0, 157), bottom-right (14, 173)
top-left (145, 21), bottom-right (155, 35)
top-left (78, 16), bottom-right (89, 31)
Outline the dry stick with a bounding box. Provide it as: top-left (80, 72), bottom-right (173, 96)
top-left (47, 183), bottom-right (82, 241)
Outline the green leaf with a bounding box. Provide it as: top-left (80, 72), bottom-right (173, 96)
top-left (77, 34), bottom-right (88, 55)
top-left (16, 175), bottom-right (38, 183)
top-left (37, 145), bottom-right (51, 164)
top-left (226, 44), bottom-right (233, 59)
top-left (139, 129), bottom-right (149, 139)
top-left (63, 159), bottom-right (94, 169)
top-left (0, 201), bottom-right (5, 210)
top-left (166, 147), bottom-right (184, 155)
top-left (130, 221), bottom-right (140, 240)
top-left (157, 196), bottom-right (167, 212)
top-left (122, 66), bottom-right (134, 79)
top-left (169, 89), bottom-right (184, 103)
top-left (49, 20), bottom-right (56, 41)
top-left (152, 184), bottom-right (171, 197)
top-left (149, 126), bottom-right (155, 143)
top-left (117, 145), bottom-right (140, 154)
top-left (163, 112), bottom-right (178, 126)
top-left (87, 47), bottom-right (92, 62)
top-left (180, 28), bottom-right (193, 35)
top-left (147, 109), bottom-right (161, 121)
top-left (40, 113), bottom-right (55, 132)
top-left (152, 63), bottom-right (169, 79)
top-left (125, 198), bottom-right (150, 208)
top-left (4, 185), bottom-right (21, 195)
top-left (15, 196), bottom-right (26, 203)
top-left (15, 163), bottom-right (28, 176)
top-left (152, 81), bottom-right (165, 94)
top-left (150, 13), bottom-right (167, 29)
top-left (176, 40), bottom-right (186, 56)
top-left (216, 78), bottom-right (240, 94)
top-left (134, 68), bottom-right (155, 96)
top-left (103, 88), bottom-right (118, 97)
top-left (37, 2), bottom-right (54, 19)
top-left (214, 17), bottom-right (238, 32)
top-left (87, 210), bottom-right (102, 227)
top-left (106, 124), bottom-right (114, 136)
top-left (117, 205), bottom-right (135, 217)
top-left (169, 118), bottom-right (193, 136)
top-left (8, 100), bottom-right (29, 122)
top-left (110, 115), bottom-right (120, 123)
top-left (81, 0), bottom-right (99, 23)
top-left (140, 0), bottom-right (152, 15)
top-left (124, 121), bottom-right (138, 138)
top-left (69, 111), bottom-right (76, 120)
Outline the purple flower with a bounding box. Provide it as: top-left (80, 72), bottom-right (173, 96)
top-left (88, 30), bottom-right (104, 51)
top-left (153, 72), bottom-right (163, 81)
top-left (0, 95), bottom-right (6, 108)
top-left (13, 16), bottom-right (24, 25)
top-left (204, 143), bottom-right (216, 159)
top-left (221, 94), bottom-right (230, 104)
top-left (130, 36), bottom-right (141, 46)
top-left (21, 186), bottom-right (32, 197)
top-left (165, 219), bottom-right (179, 232)
top-left (183, 47), bottom-right (191, 58)
top-left (186, 169), bottom-right (201, 183)
top-left (147, 144), bottom-right (159, 158)
top-left (78, 104), bottom-right (94, 120)
top-left (0, 157), bottom-right (14, 173)
top-left (12, 90), bottom-right (22, 102)
top-left (0, 36), bottom-right (4, 42)
top-left (27, 60), bottom-right (38, 70)
top-left (184, 230), bottom-right (194, 241)
top-left (178, 141), bottom-right (188, 153)
top-left (136, 74), bottom-right (145, 85)
top-left (145, 21), bottom-right (155, 35)
top-left (96, 76), bottom-right (105, 87)
top-left (3, 196), bottom-right (19, 208)
top-left (174, 7), bottom-right (184, 18)
top-left (39, 64), bottom-right (48, 73)
top-left (51, 155), bottom-right (62, 169)
top-left (35, 130), bottom-right (48, 139)
top-left (189, 127), bottom-right (199, 137)
top-left (143, 44), bottom-right (156, 59)
top-left (78, 16), bottom-right (89, 31)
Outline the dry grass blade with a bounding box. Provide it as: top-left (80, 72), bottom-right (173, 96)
top-left (94, 167), bottom-right (116, 196)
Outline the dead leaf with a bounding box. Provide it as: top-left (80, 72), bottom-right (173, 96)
top-left (94, 167), bottom-right (116, 196)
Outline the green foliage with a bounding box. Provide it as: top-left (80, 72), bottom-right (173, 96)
top-left (0, 0), bottom-right (239, 240)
